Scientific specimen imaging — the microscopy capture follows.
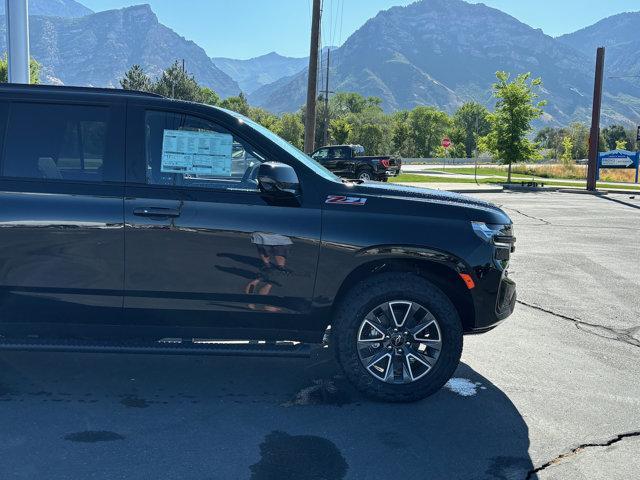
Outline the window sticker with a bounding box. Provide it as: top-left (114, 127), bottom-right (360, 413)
top-left (161, 129), bottom-right (233, 176)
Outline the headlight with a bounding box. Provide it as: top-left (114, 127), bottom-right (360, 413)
top-left (471, 222), bottom-right (504, 242)
top-left (472, 222), bottom-right (516, 252)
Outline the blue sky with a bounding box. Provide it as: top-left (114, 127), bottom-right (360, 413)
top-left (80, 0), bottom-right (640, 59)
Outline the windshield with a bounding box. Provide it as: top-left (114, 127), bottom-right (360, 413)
top-left (220, 108), bottom-right (340, 182)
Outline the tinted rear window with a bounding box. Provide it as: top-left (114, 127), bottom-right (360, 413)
top-left (2, 102), bottom-right (118, 182)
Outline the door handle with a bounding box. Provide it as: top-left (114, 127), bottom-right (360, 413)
top-left (133, 207), bottom-right (181, 218)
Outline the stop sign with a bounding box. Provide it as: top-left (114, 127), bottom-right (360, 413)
top-left (441, 137), bottom-right (452, 149)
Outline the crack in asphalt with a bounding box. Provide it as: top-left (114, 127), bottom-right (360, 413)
top-left (517, 300), bottom-right (640, 348)
top-left (525, 430), bottom-right (640, 479)
top-left (503, 207), bottom-right (551, 225)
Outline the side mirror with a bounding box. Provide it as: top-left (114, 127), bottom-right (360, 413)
top-left (257, 162), bottom-right (301, 198)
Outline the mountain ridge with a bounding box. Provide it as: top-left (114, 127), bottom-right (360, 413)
top-left (213, 51), bottom-right (308, 95)
top-left (0, 4), bottom-right (241, 97)
top-left (2, 0), bottom-right (639, 126)
top-left (557, 11), bottom-right (640, 89)
top-left (250, 0), bottom-right (640, 126)
top-left (0, 0), bottom-right (92, 17)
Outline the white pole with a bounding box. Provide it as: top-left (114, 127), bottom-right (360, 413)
top-left (5, 0), bottom-right (30, 84)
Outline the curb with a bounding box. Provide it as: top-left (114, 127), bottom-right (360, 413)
top-left (502, 184), bottom-right (559, 192)
top-left (556, 188), bottom-right (608, 195)
top-left (448, 187), bottom-right (504, 194)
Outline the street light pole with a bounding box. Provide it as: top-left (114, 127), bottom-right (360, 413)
top-left (5, 0), bottom-right (30, 84)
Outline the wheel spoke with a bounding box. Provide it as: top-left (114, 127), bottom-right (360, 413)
top-left (411, 316), bottom-right (442, 344)
top-left (366, 351), bottom-right (392, 381)
top-left (357, 319), bottom-right (386, 342)
top-left (388, 301), bottom-right (413, 328)
top-left (404, 347), bottom-right (434, 381)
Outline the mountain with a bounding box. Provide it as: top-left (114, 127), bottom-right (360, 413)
top-left (0, 4), bottom-right (240, 97)
top-left (252, 0), bottom-right (640, 126)
top-left (557, 12), bottom-right (640, 87)
top-left (0, 0), bottom-right (92, 17)
top-left (213, 52), bottom-right (308, 95)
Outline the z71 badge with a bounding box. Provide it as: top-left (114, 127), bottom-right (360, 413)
top-left (325, 195), bottom-right (368, 206)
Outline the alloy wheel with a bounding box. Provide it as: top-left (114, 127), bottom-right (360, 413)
top-left (356, 300), bottom-right (442, 384)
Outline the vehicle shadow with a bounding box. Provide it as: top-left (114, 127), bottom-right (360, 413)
top-left (0, 350), bottom-right (535, 480)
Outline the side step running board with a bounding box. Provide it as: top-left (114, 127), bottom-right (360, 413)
top-left (0, 338), bottom-right (312, 358)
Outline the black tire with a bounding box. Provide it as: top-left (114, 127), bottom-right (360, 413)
top-left (378, 176), bottom-right (389, 182)
top-left (333, 273), bottom-right (463, 402)
top-left (356, 168), bottom-right (374, 181)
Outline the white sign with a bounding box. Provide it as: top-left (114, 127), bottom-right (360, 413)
top-left (161, 129), bottom-right (233, 176)
top-left (601, 156), bottom-right (633, 167)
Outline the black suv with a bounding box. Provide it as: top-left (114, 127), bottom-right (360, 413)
top-left (311, 144), bottom-right (402, 182)
top-left (0, 85), bottom-right (516, 402)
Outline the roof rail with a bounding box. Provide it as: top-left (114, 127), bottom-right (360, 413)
top-left (0, 83), bottom-right (164, 98)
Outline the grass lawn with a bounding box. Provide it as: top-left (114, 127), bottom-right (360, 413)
top-left (391, 174), bottom-right (640, 191)
top-left (423, 167), bottom-right (508, 176)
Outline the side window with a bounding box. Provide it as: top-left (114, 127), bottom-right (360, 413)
top-left (338, 147), bottom-right (351, 158)
top-left (145, 110), bottom-right (264, 190)
top-left (3, 102), bottom-right (114, 182)
top-left (313, 148), bottom-right (329, 160)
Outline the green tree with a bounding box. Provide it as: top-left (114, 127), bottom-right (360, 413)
top-left (602, 124), bottom-right (628, 151)
top-left (331, 92), bottom-right (382, 116)
top-left (329, 117), bottom-right (352, 144)
top-left (625, 128), bottom-right (638, 151)
top-left (535, 126), bottom-right (567, 159)
top-left (248, 107), bottom-right (278, 129)
top-left (615, 139), bottom-right (628, 150)
top-left (567, 123), bottom-right (589, 159)
top-left (390, 111), bottom-right (412, 156)
top-left (120, 64), bottom-right (152, 91)
top-left (220, 92), bottom-right (250, 116)
top-left (447, 126), bottom-right (468, 158)
top-left (199, 87), bottom-right (220, 106)
top-left (453, 102), bottom-right (491, 158)
top-left (153, 61), bottom-right (203, 101)
top-left (408, 106), bottom-right (451, 158)
top-left (348, 121), bottom-right (386, 155)
top-left (274, 113), bottom-right (305, 149)
top-left (0, 54), bottom-right (41, 84)
top-left (560, 136), bottom-right (574, 166)
top-left (479, 71), bottom-right (545, 182)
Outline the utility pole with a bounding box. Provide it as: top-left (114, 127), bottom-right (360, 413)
top-left (304, 0), bottom-right (322, 154)
top-left (587, 47), bottom-right (605, 191)
top-left (322, 48), bottom-right (331, 146)
top-left (5, 0), bottom-right (30, 84)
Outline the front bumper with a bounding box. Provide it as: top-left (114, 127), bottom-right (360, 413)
top-left (466, 269), bottom-right (517, 334)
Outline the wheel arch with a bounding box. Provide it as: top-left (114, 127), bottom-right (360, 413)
top-left (331, 250), bottom-right (476, 333)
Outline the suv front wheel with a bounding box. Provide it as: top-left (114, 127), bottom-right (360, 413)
top-left (333, 273), bottom-right (463, 402)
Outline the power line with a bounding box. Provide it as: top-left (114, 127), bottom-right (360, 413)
top-left (338, 0), bottom-right (344, 46)
top-left (332, 0), bottom-right (341, 48)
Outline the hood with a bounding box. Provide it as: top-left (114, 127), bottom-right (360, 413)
top-left (350, 181), bottom-right (511, 224)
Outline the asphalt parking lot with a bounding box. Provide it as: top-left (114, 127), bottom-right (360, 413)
top-left (0, 191), bottom-right (638, 480)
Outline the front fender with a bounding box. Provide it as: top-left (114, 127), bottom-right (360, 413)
top-left (312, 243), bottom-right (473, 311)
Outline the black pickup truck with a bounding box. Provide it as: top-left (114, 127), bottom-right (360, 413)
top-left (311, 144), bottom-right (401, 181)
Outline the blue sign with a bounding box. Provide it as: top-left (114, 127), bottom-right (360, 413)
top-left (597, 150), bottom-right (640, 183)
